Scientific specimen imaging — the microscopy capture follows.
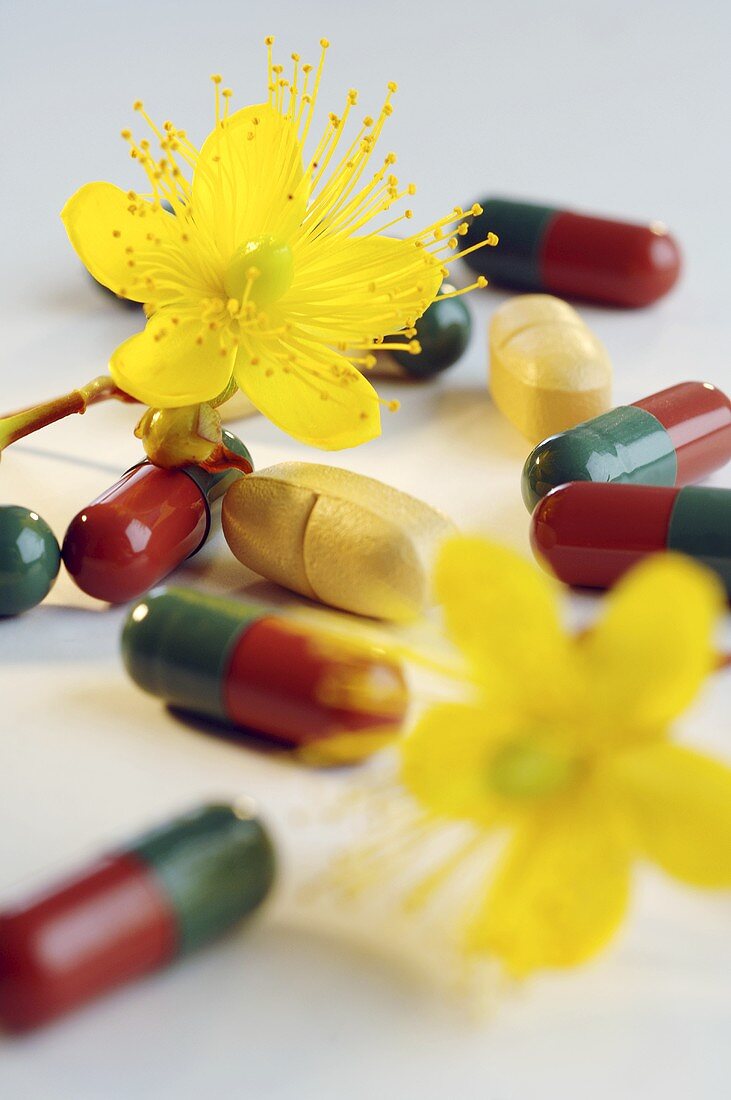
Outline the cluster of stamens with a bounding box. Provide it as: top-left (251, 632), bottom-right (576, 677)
top-left (109, 36), bottom-right (497, 413)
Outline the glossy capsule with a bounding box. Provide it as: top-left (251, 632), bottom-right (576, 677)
top-left (522, 381), bottom-right (731, 511)
top-left (461, 196), bottom-right (682, 307)
top-left (62, 431), bottom-right (252, 603)
top-left (122, 586), bottom-right (408, 747)
top-left (0, 803), bottom-right (274, 1032)
top-left (532, 482), bottom-right (731, 594)
top-left (0, 506), bottom-right (61, 616)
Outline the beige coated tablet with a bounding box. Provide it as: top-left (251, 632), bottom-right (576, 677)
top-left (222, 462), bottom-right (457, 621)
top-left (489, 294), bottom-right (612, 442)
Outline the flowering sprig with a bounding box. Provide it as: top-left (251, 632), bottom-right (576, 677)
top-left (0, 37), bottom-right (495, 468)
top-left (330, 537), bottom-right (731, 977)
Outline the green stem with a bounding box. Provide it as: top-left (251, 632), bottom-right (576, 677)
top-left (209, 377), bottom-right (238, 409)
top-left (0, 376), bottom-right (133, 454)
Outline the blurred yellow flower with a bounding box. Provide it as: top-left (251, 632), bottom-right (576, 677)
top-left (61, 38), bottom-right (489, 450)
top-left (398, 537), bottom-right (731, 976)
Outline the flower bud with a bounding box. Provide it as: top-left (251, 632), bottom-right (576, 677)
top-left (136, 404), bottom-right (222, 468)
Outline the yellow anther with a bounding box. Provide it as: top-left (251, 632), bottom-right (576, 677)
top-left (404, 209), bottom-right (413, 219)
top-left (407, 183), bottom-right (417, 195)
top-left (120, 129), bottom-right (131, 140)
top-left (264, 35), bottom-right (275, 45)
top-left (471, 203), bottom-right (483, 216)
top-left (133, 100), bottom-right (143, 111)
top-left (387, 81), bottom-right (398, 93)
top-left (477, 276), bottom-right (488, 287)
top-left (487, 232), bottom-right (499, 246)
top-left (320, 38), bottom-right (330, 48)
top-left (387, 400), bottom-right (400, 412)
top-left (211, 74), bottom-right (222, 84)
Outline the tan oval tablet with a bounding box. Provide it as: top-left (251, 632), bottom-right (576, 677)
top-left (489, 294), bottom-right (612, 442)
top-left (222, 462), bottom-right (457, 621)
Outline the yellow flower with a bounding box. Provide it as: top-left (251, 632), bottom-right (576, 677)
top-left (398, 536), bottom-right (731, 976)
top-left (61, 39), bottom-right (489, 450)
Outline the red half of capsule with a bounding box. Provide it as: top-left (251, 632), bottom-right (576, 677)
top-left (224, 617), bottom-right (408, 746)
top-left (0, 853), bottom-right (177, 1032)
top-left (539, 210), bottom-right (682, 308)
top-left (62, 465), bottom-right (209, 604)
top-left (633, 381), bottom-right (731, 484)
top-left (531, 481), bottom-right (680, 588)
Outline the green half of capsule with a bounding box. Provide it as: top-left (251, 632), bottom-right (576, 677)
top-left (122, 586), bottom-right (260, 722)
top-left (667, 486), bottom-right (731, 594)
top-left (521, 405), bottom-right (677, 511)
top-left (129, 802), bottom-right (276, 955)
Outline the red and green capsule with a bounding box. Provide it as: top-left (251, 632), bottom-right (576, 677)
top-left (531, 481), bottom-right (731, 594)
top-left (62, 431), bottom-right (252, 603)
top-left (522, 381), bottom-right (731, 511)
top-left (122, 586), bottom-right (408, 747)
top-left (0, 803), bottom-right (274, 1032)
top-left (461, 196), bottom-right (681, 307)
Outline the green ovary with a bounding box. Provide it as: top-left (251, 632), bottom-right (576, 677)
top-left (489, 739), bottom-right (578, 799)
top-left (224, 236), bottom-right (294, 305)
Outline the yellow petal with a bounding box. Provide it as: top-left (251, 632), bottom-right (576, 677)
top-left (578, 553), bottom-right (723, 736)
top-left (233, 335), bottom-right (380, 449)
top-left (61, 182), bottom-right (190, 303)
top-left (192, 105), bottom-right (308, 256)
top-left (400, 703), bottom-right (509, 827)
top-left (110, 310), bottom-right (236, 407)
top-left (434, 536), bottom-right (573, 705)
top-left (611, 743), bottom-right (731, 887)
top-left (468, 782), bottom-right (631, 974)
top-left (283, 235), bottom-right (442, 343)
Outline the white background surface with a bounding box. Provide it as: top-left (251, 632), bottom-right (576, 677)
top-left (1, 1), bottom-right (730, 1096)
